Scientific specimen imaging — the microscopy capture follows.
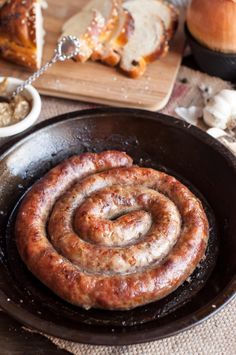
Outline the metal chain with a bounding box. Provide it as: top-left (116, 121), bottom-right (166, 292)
top-left (11, 35), bottom-right (80, 98)
top-left (12, 54), bottom-right (59, 98)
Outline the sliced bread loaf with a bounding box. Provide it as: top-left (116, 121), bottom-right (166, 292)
top-left (91, 7), bottom-right (134, 67)
top-left (61, 0), bottom-right (178, 77)
top-left (62, 0), bottom-right (121, 63)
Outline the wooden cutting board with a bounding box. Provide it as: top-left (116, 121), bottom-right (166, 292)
top-left (0, 0), bottom-right (185, 111)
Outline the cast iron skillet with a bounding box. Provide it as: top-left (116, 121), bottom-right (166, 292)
top-left (0, 108), bottom-right (235, 345)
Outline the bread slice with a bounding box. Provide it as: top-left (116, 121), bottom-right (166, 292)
top-left (120, 0), bottom-right (169, 78)
top-left (91, 7), bottom-right (134, 67)
top-left (0, 0), bottom-right (46, 70)
top-left (62, 0), bottom-right (122, 63)
top-left (147, 0), bottom-right (179, 40)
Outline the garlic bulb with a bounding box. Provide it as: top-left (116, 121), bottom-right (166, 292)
top-left (203, 90), bottom-right (236, 130)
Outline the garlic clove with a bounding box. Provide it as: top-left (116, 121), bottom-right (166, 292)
top-left (203, 95), bottom-right (231, 129)
top-left (203, 90), bottom-right (236, 130)
top-left (220, 90), bottom-right (236, 114)
top-left (219, 90), bottom-right (236, 129)
top-left (175, 106), bottom-right (203, 125)
top-left (203, 108), bottom-right (229, 130)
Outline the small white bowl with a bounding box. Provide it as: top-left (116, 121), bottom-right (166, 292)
top-left (0, 77), bottom-right (41, 138)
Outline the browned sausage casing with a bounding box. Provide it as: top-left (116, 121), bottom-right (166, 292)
top-left (15, 151), bottom-right (209, 310)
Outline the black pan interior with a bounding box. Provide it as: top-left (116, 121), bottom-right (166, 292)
top-left (0, 108), bottom-right (235, 345)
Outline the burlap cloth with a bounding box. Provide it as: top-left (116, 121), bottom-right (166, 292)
top-left (1, 66), bottom-right (236, 354)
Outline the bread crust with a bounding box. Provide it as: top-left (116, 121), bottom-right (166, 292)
top-left (16, 151), bottom-right (209, 310)
top-left (187, 0), bottom-right (236, 53)
top-left (68, 0), bottom-right (123, 63)
top-left (158, 0), bottom-right (179, 40)
top-left (91, 9), bottom-right (134, 67)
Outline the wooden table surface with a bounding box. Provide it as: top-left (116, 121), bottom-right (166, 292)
top-left (0, 56), bottom-right (222, 355)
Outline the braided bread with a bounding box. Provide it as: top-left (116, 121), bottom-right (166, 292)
top-left (0, 0), bottom-right (45, 70)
